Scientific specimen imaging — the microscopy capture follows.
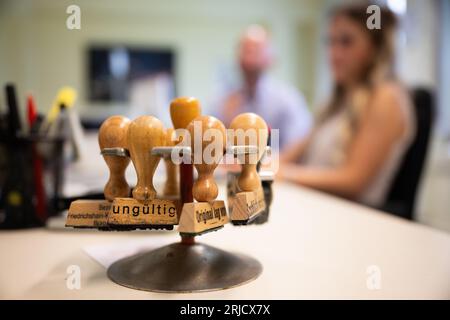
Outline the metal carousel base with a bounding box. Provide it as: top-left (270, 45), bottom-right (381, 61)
top-left (107, 242), bottom-right (263, 293)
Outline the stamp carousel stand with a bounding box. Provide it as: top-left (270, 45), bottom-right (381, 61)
top-left (107, 145), bottom-right (263, 293)
top-left (66, 97), bottom-right (272, 293)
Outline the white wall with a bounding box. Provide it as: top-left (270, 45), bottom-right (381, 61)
top-left (397, 0), bottom-right (439, 89)
top-left (437, 0), bottom-right (450, 137)
top-left (0, 0), bottom-right (323, 120)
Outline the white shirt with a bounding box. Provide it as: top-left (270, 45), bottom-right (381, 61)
top-left (212, 75), bottom-right (312, 149)
top-left (301, 99), bottom-right (416, 207)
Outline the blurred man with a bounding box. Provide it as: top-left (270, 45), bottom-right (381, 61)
top-left (212, 25), bottom-right (312, 150)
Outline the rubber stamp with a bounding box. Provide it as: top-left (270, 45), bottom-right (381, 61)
top-left (107, 115), bottom-right (178, 230)
top-left (177, 115), bottom-right (229, 236)
top-left (66, 115), bottom-right (130, 229)
top-left (228, 113), bottom-right (268, 225)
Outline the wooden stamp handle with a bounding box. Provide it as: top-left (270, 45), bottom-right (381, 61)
top-left (193, 170), bottom-right (218, 203)
top-left (98, 116), bottom-right (131, 201)
top-left (187, 115), bottom-right (226, 203)
top-left (169, 97), bottom-right (201, 204)
top-left (103, 155), bottom-right (130, 201)
top-left (163, 158), bottom-right (179, 197)
top-left (127, 115), bottom-right (165, 201)
top-left (170, 97), bottom-right (201, 130)
top-left (163, 128), bottom-right (179, 196)
top-left (230, 113), bottom-right (268, 193)
top-left (238, 163), bottom-right (259, 192)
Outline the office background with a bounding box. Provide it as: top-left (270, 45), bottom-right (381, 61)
top-left (0, 0), bottom-right (449, 231)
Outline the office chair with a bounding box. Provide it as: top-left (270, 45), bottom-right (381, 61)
top-left (381, 88), bottom-right (435, 220)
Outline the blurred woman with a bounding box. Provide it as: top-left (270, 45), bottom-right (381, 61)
top-left (278, 4), bottom-right (416, 208)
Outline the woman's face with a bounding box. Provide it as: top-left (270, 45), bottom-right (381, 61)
top-left (328, 15), bottom-right (374, 85)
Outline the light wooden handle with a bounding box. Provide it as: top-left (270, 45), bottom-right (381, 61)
top-left (163, 128), bottom-right (179, 196)
top-left (98, 115), bottom-right (131, 201)
top-left (238, 163), bottom-right (260, 192)
top-left (169, 96), bottom-right (202, 205)
top-left (187, 115), bottom-right (226, 202)
top-left (229, 112), bottom-right (268, 192)
top-left (127, 115), bottom-right (165, 201)
top-left (170, 97), bottom-right (202, 130)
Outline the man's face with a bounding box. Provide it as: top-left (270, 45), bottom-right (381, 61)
top-left (238, 36), bottom-right (270, 78)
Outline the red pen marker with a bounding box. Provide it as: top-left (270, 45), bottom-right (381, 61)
top-left (27, 95), bottom-right (38, 129)
top-left (27, 94), bottom-right (47, 223)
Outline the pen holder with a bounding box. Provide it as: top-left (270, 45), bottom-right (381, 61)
top-left (0, 134), bottom-right (65, 229)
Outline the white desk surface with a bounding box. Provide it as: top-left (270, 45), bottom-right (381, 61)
top-left (1, 182), bottom-right (449, 299)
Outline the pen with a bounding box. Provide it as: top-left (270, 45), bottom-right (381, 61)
top-left (5, 83), bottom-right (22, 137)
top-left (28, 94), bottom-right (47, 222)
